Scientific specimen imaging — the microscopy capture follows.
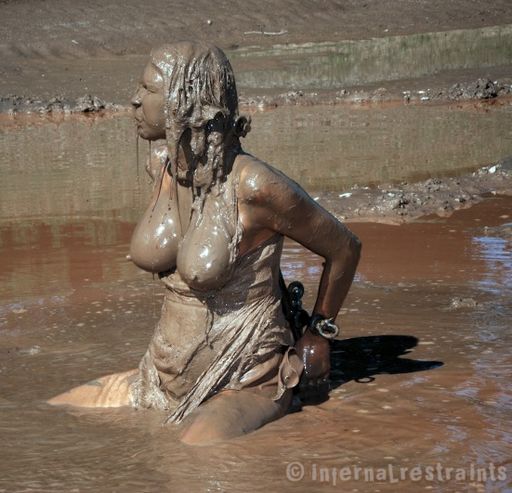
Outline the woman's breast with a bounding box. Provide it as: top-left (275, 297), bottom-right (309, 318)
top-left (177, 194), bottom-right (238, 291)
top-left (129, 191), bottom-right (181, 274)
top-left (130, 162), bottom-right (241, 286)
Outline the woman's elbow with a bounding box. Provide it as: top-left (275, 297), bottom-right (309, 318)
top-left (328, 232), bottom-right (361, 267)
top-left (322, 228), bottom-right (361, 266)
top-left (351, 233), bottom-right (362, 260)
top-left (342, 233), bottom-right (361, 270)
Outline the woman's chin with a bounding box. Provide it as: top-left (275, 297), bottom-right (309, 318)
top-left (136, 125), bottom-right (161, 141)
top-left (136, 127), bottom-right (150, 140)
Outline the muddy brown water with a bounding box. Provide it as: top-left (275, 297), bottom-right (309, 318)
top-left (1, 106), bottom-right (511, 491)
top-left (1, 100), bottom-right (512, 224)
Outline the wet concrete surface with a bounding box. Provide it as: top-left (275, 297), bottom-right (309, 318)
top-left (1, 193), bottom-right (511, 491)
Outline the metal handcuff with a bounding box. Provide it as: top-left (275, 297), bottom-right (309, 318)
top-left (308, 313), bottom-right (340, 339)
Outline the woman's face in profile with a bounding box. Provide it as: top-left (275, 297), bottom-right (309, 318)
top-left (131, 62), bottom-right (166, 141)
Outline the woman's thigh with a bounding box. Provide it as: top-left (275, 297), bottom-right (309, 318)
top-left (47, 369), bottom-right (138, 408)
top-left (179, 388), bottom-right (292, 446)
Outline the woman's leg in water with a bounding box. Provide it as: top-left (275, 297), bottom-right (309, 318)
top-left (47, 370), bottom-right (138, 408)
top-left (49, 371), bottom-right (293, 444)
top-left (179, 388), bottom-right (293, 446)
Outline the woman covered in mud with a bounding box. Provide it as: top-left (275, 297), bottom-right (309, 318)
top-left (50, 41), bottom-right (361, 445)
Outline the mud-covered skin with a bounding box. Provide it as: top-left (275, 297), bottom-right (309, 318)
top-left (50, 42), bottom-right (361, 444)
top-left (130, 42), bottom-right (249, 289)
top-left (236, 153), bottom-right (361, 390)
top-left (129, 166), bottom-right (182, 274)
top-left (131, 145), bottom-right (361, 396)
top-left (236, 153), bottom-right (361, 317)
top-left (129, 143), bottom-right (240, 290)
top-left (131, 146), bottom-right (362, 299)
top-left (131, 62), bottom-right (166, 141)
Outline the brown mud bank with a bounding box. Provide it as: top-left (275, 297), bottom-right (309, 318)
top-left (317, 158), bottom-right (512, 224)
top-left (0, 94), bottom-right (123, 115)
top-left (239, 76), bottom-right (512, 109)
top-left (1, 16), bottom-right (512, 113)
top-left (2, 76), bottom-right (512, 116)
top-left (2, 0), bottom-right (512, 60)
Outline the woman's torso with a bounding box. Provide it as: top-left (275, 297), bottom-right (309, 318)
top-left (129, 150), bottom-right (276, 291)
top-left (147, 232), bottom-right (290, 401)
top-left (129, 149), bottom-right (297, 410)
top-left (130, 152), bottom-right (238, 290)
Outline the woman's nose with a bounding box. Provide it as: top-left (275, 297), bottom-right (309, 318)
top-left (131, 88), bottom-right (143, 108)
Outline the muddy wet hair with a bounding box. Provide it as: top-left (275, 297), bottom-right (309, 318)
top-left (149, 41), bottom-right (250, 199)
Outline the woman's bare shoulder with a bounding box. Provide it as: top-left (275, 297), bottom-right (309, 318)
top-left (234, 152), bottom-right (305, 205)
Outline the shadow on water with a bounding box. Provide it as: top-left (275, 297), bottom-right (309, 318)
top-left (295, 335), bottom-right (443, 407)
top-left (329, 335), bottom-right (443, 388)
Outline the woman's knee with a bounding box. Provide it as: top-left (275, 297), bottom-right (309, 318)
top-left (179, 389), bottom-right (291, 446)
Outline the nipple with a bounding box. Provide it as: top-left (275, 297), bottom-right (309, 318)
top-left (177, 187), bottom-right (236, 291)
